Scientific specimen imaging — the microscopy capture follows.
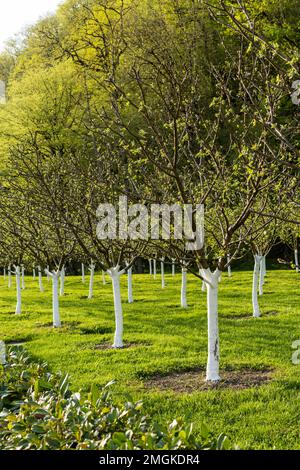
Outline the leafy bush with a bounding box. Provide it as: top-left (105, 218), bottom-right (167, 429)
top-left (0, 347), bottom-right (230, 450)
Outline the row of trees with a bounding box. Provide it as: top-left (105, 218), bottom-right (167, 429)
top-left (0, 0), bottom-right (299, 382)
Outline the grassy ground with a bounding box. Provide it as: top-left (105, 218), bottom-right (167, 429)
top-left (1, 267), bottom-right (300, 449)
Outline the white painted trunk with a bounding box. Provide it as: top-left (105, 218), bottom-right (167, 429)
top-left (51, 272), bottom-right (61, 328)
top-left (172, 259), bottom-right (175, 276)
top-left (8, 265), bottom-right (11, 288)
top-left (252, 255), bottom-right (262, 317)
top-left (38, 266), bottom-right (44, 293)
top-left (127, 267), bottom-right (133, 303)
top-left (202, 281), bottom-right (206, 292)
top-left (153, 259), bottom-right (157, 279)
top-left (60, 266), bottom-right (65, 296)
top-left (102, 270), bottom-right (106, 285)
top-left (81, 263), bottom-right (85, 283)
top-left (200, 268), bottom-right (221, 382)
top-left (3, 267), bottom-right (6, 280)
top-left (33, 268), bottom-right (36, 279)
top-left (262, 255), bottom-right (266, 279)
top-left (181, 268), bottom-right (188, 308)
top-left (0, 341), bottom-right (6, 364)
top-left (46, 266), bottom-right (50, 281)
top-left (21, 266), bottom-right (25, 290)
top-left (218, 272), bottom-right (222, 283)
top-left (88, 264), bottom-right (95, 299)
top-left (227, 255), bottom-right (232, 277)
top-left (15, 266), bottom-right (22, 315)
top-left (161, 260), bottom-right (165, 289)
top-left (109, 267), bottom-right (124, 348)
top-left (149, 259), bottom-right (152, 275)
top-left (259, 258), bottom-right (264, 296)
top-left (294, 249), bottom-right (299, 273)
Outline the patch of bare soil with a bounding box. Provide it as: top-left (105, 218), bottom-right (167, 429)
top-left (145, 368), bottom-right (273, 393)
top-left (94, 342), bottom-right (150, 350)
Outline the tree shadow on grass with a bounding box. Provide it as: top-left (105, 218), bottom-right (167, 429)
top-left (79, 326), bottom-right (113, 335)
top-left (223, 311), bottom-right (281, 320)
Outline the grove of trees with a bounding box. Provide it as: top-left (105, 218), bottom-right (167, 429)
top-left (0, 0), bottom-right (299, 383)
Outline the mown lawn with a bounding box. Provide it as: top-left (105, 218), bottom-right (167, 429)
top-left (1, 267), bottom-right (300, 449)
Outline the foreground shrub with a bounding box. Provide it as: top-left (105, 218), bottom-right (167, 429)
top-left (0, 347), bottom-right (230, 450)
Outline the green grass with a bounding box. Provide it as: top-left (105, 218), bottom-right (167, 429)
top-left (1, 268), bottom-right (300, 449)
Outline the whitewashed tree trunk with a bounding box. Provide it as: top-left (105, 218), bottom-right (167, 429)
top-left (227, 254), bottom-right (232, 277)
top-left (102, 270), bottom-right (106, 285)
top-left (172, 259), bottom-right (175, 276)
top-left (81, 263), bottom-right (85, 283)
top-left (262, 255), bottom-right (266, 279)
top-left (88, 262), bottom-right (95, 299)
top-left (21, 265), bottom-right (25, 290)
top-left (38, 266), bottom-right (44, 293)
top-left (0, 341), bottom-right (6, 364)
top-left (8, 265), bottom-right (11, 288)
top-left (218, 272), bottom-right (222, 283)
top-left (15, 266), bottom-right (22, 315)
top-left (46, 266), bottom-right (50, 281)
top-left (161, 258), bottom-right (165, 289)
top-left (45, 270), bottom-right (61, 327)
top-left (59, 266), bottom-right (65, 296)
top-left (52, 273), bottom-right (61, 327)
top-left (181, 267), bottom-right (188, 308)
top-left (200, 268), bottom-right (221, 382)
top-left (108, 266), bottom-right (125, 348)
top-left (252, 255), bottom-right (262, 317)
top-left (153, 259), bottom-right (157, 279)
top-left (33, 268), bottom-right (36, 279)
top-left (200, 268), bottom-right (206, 291)
top-left (259, 257), bottom-right (264, 296)
top-left (3, 267), bottom-right (6, 281)
top-left (127, 265), bottom-right (133, 303)
top-left (148, 259), bottom-right (152, 275)
top-left (294, 249), bottom-right (299, 273)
